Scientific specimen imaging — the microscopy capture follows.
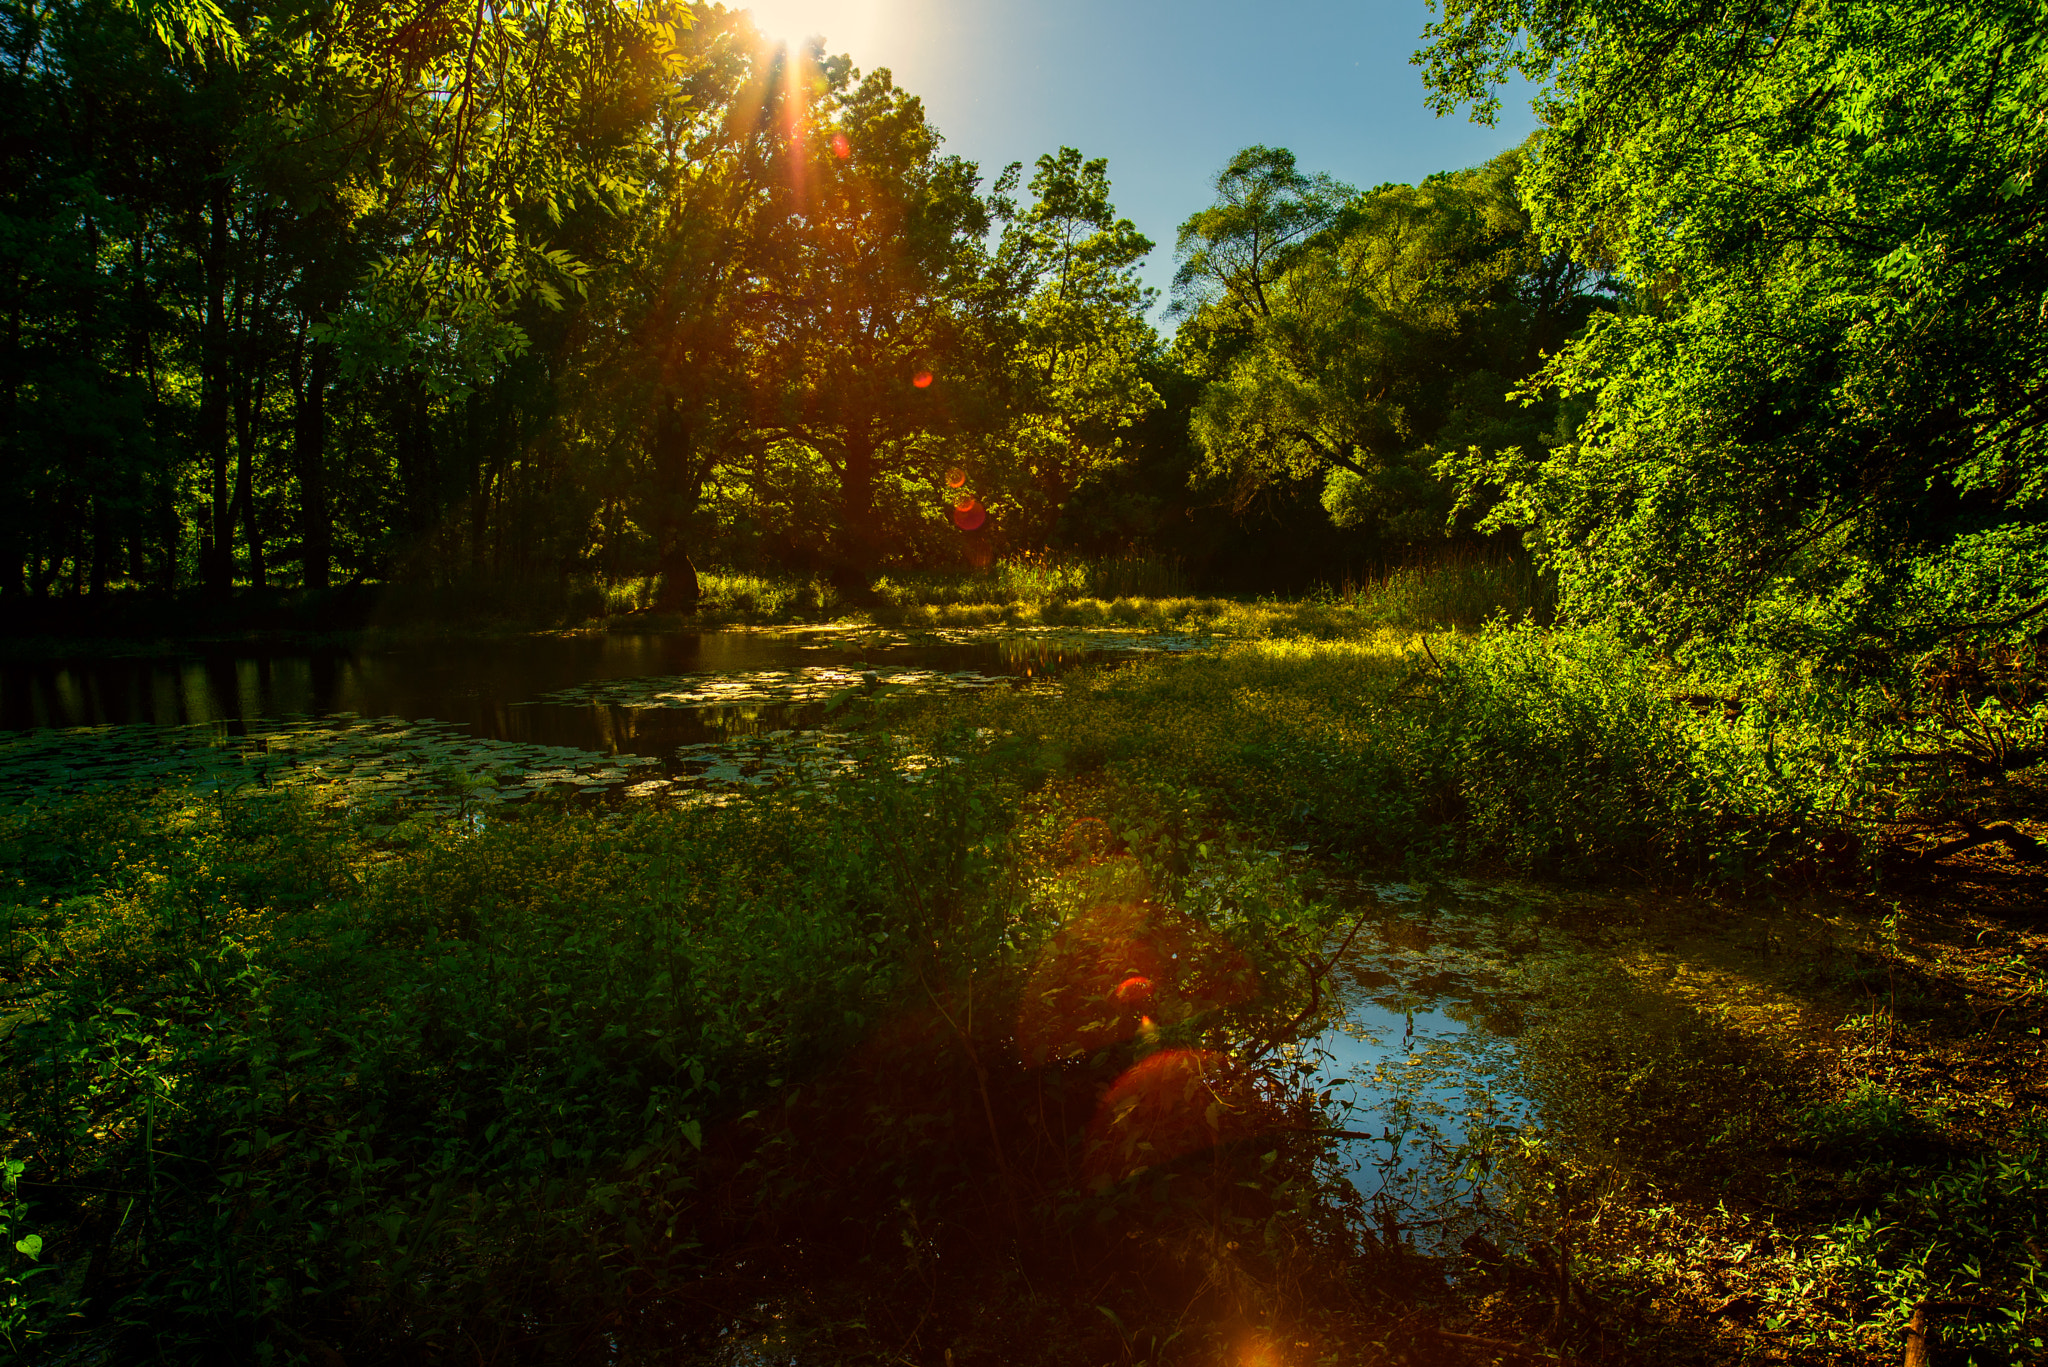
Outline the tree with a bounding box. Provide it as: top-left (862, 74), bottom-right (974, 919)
top-left (1421, 0), bottom-right (2048, 657)
top-left (991, 147), bottom-right (1160, 547)
top-left (1174, 145), bottom-right (1603, 549)
top-left (752, 57), bottom-right (1002, 588)
top-left (560, 9), bottom-right (775, 609)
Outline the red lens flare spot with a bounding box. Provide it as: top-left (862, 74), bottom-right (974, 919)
top-left (945, 467), bottom-right (966, 489)
top-left (912, 370), bottom-right (933, 389)
top-left (951, 500), bottom-right (987, 532)
top-left (831, 132), bottom-right (851, 159)
top-left (953, 490), bottom-right (976, 512)
top-left (1015, 901), bottom-right (1262, 1066)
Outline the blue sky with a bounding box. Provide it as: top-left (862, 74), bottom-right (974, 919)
top-left (740, 0), bottom-right (1541, 317)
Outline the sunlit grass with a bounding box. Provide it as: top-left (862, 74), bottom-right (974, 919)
top-left (612, 554), bottom-right (1538, 638)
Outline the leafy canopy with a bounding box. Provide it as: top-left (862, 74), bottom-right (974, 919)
top-left (1422, 0), bottom-right (2048, 657)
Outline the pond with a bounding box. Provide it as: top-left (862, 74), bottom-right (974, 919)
top-left (0, 625), bottom-right (1214, 809)
top-left (1304, 880), bottom-right (1541, 1246)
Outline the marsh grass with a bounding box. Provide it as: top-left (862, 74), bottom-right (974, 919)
top-left (875, 620), bottom-right (1908, 882)
top-left (1317, 553), bottom-right (1552, 632)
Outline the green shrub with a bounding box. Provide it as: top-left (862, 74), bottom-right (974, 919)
top-left (1794, 1080), bottom-right (1929, 1156)
top-left (0, 764), bottom-right (1022, 1361)
top-left (1813, 1137), bottom-right (2048, 1363)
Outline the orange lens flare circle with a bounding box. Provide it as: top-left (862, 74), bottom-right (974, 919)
top-left (951, 501), bottom-right (987, 532)
top-left (953, 491), bottom-right (975, 512)
top-left (830, 132), bottom-right (851, 159)
top-left (944, 467), bottom-right (966, 489)
top-left (912, 370), bottom-right (933, 389)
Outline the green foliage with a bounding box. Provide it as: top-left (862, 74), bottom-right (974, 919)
top-left (1310, 554), bottom-right (1549, 632)
top-left (990, 149), bottom-right (1163, 544)
top-left (1794, 1080), bottom-right (1929, 1156)
top-left (1173, 143), bottom-right (1605, 552)
top-left (3, 0), bottom-right (1173, 604)
top-left (1424, 0), bottom-right (2048, 659)
top-left (0, 761), bottom-right (1030, 1359)
top-left (1815, 1137), bottom-right (2048, 1362)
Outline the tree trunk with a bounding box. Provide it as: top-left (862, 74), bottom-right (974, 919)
top-left (199, 184), bottom-right (233, 595)
top-left (293, 331), bottom-right (332, 590)
top-left (232, 343), bottom-right (268, 590)
top-left (833, 425), bottom-right (879, 594)
top-left (649, 401), bottom-right (705, 610)
top-left (89, 496), bottom-right (110, 595)
top-left (393, 371), bottom-right (437, 575)
top-left (156, 469), bottom-right (180, 593)
top-left (657, 547), bottom-right (700, 609)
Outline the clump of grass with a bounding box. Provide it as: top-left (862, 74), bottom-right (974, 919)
top-left (872, 552), bottom-right (1192, 609)
top-left (1314, 553), bottom-right (1551, 632)
top-left (1794, 1079), bottom-right (1932, 1156)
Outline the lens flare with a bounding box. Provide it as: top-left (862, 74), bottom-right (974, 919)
top-left (951, 500), bottom-right (987, 531)
top-left (831, 132), bottom-right (850, 159)
top-left (912, 370), bottom-right (933, 389)
top-left (1015, 901), bottom-right (1260, 1066)
top-left (1084, 1048), bottom-right (1273, 1185)
top-left (953, 490), bottom-right (975, 512)
top-left (944, 467), bottom-right (966, 489)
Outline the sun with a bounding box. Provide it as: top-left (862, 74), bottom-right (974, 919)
top-left (743, 0), bottom-right (881, 55)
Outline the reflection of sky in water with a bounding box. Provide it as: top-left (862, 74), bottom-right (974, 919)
top-left (1301, 890), bottom-right (1535, 1243)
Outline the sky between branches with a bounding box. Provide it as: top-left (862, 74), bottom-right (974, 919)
top-left (742, 0), bottom-right (1540, 321)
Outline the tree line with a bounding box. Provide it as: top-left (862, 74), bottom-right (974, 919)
top-left (1, 0), bottom-right (1178, 605)
top-left (12, 0), bottom-right (2038, 664)
top-left (5, 0), bottom-right (1623, 611)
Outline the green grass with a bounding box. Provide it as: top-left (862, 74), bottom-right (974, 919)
top-left (6, 595), bottom-right (2045, 1364)
top-left (0, 755), bottom-right (1382, 1363)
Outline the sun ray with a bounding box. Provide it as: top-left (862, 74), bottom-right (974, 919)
top-left (743, 0), bottom-right (881, 55)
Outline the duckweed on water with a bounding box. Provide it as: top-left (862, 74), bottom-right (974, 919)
top-left (525, 665), bottom-right (1015, 709)
top-left (0, 715), bottom-right (661, 810)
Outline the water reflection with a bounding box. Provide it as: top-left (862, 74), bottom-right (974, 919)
top-left (1, 630), bottom-right (1109, 750)
top-left (1306, 887), bottom-right (1536, 1240)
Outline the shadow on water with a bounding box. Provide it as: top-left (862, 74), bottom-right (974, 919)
top-left (0, 627), bottom-right (1225, 812)
top-left (0, 630), bottom-right (1104, 747)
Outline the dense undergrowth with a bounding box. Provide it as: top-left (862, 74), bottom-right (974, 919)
top-left (4, 595), bottom-right (2045, 1364)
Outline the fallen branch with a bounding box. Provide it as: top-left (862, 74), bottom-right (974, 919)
top-left (1918, 819), bottom-right (2046, 866)
top-left (1903, 1302), bottom-right (1934, 1367)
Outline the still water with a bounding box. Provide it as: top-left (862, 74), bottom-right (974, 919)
top-left (1308, 883), bottom-right (1539, 1237)
top-left (0, 629), bottom-right (1109, 751)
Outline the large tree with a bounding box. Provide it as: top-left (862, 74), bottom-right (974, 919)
top-left (1421, 0), bottom-right (2048, 656)
top-left (1173, 145), bottom-right (1602, 548)
top-left (751, 57), bottom-right (1002, 588)
top-left (990, 147), bottom-right (1161, 546)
